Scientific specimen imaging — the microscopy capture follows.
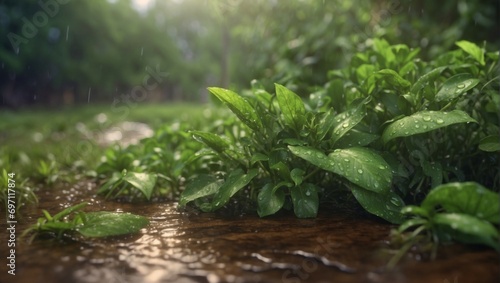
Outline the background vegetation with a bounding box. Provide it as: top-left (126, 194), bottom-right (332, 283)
top-left (1, 0), bottom-right (498, 107)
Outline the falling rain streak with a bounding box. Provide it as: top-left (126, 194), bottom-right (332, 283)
top-left (66, 26), bottom-right (70, 41)
top-left (88, 88), bottom-right (92, 103)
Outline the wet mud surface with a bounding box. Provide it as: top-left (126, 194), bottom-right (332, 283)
top-left (1, 182), bottom-right (499, 283)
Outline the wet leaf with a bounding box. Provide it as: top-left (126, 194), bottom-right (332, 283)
top-left (275, 83), bottom-right (306, 131)
top-left (433, 213), bottom-right (499, 250)
top-left (421, 182), bottom-right (500, 224)
top-left (208, 87), bottom-right (263, 132)
top-left (435, 73), bottom-right (479, 102)
top-left (210, 169), bottom-right (259, 211)
top-left (401, 205), bottom-right (430, 218)
top-left (179, 175), bottom-right (222, 207)
top-left (478, 135), bottom-right (500, 152)
top-left (122, 172), bottom-right (157, 201)
top-left (257, 183), bottom-right (286, 217)
top-left (455, 40), bottom-right (485, 65)
top-left (377, 69), bottom-right (411, 89)
top-left (410, 66), bottom-right (447, 94)
top-left (382, 110), bottom-right (476, 143)
top-left (290, 168), bottom-right (305, 186)
top-left (334, 129), bottom-right (379, 148)
top-left (53, 202), bottom-right (88, 221)
top-left (350, 185), bottom-right (405, 224)
top-left (290, 183), bottom-right (319, 218)
top-left (331, 103), bottom-right (366, 145)
top-left (191, 131), bottom-right (230, 153)
top-left (288, 146), bottom-right (392, 193)
top-left (77, 212), bottom-right (149, 237)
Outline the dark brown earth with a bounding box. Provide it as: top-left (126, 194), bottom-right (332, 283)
top-left (1, 181), bottom-right (499, 283)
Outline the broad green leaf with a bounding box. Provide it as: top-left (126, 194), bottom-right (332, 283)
top-left (433, 213), bottom-right (499, 250)
top-left (122, 172), bottom-right (157, 201)
top-left (270, 161), bottom-right (291, 181)
top-left (250, 153), bottom-right (269, 165)
top-left (288, 146), bottom-right (392, 193)
top-left (316, 109), bottom-right (336, 141)
top-left (275, 84), bottom-right (306, 131)
top-left (257, 183), bottom-right (286, 217)
top-left (210, 169), bottom-right (259, 211)
top-left (290, 183), bottom-right (319, 218)
top-left (382, 110), bottom-right (476, 143)
top-left (208, 87), bottom-right (263, 132)
top-left (479, 135), bottom-right (500, 152)
top-left (290, 168), bottom-right (305, 186)
top-left (350, 185), bottom-right (405, 224)
top-left (377, 69), bottom-right (411, 89)
top-left (331, 103), bottom-right (366, 145)
top-left (410, 66), bottom-right (447, 94)
top-left (422, 182), bottom-right (500, 224)
top-left (456, 40), bottom-right (485, 65)
top-left (435, 73), bottom-right (480, 102)
top-left (179, 175), bottom-right (222, 207)
top-left (191, 131), bottom-right (230, 153)
top-left (77, 212), bottom-right (149, 237)
top-left (334, 129), bottom-right (379, 148)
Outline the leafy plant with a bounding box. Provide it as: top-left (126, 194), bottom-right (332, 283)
top-left (388, 182), bottom-right (499, 268)
top-left (21, 202), bottom-right (149, 242)
top-left (0, 169), bottom-right (37, 215)
top-left (180, 83), bottom-right (405, 222)
top-left (97, 170), bottom-right (157, 201)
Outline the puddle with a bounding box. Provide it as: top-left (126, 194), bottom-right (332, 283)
top-left (1, 182), bottom-right (499, 283)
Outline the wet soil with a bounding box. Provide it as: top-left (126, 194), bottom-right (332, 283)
top-left (1, 181), bottom-right (499, 283)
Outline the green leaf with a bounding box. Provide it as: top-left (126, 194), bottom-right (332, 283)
top-left (316, 109), bottom-right (336, 141)
top-left (334, 129), bottom-right (379, 148)
top-left (191, 131), bottom-right (230, 153)
top-left (257, 183), bottom-right (286, 217)
top-left (275, 84), bottom-right (306, 131)
top-left (210, 169), bottom-right (259, 211)
top-left (179, 175), bottom-right (222, 207)
top-left (421, 182), bottom-right (500, 224)
top-left (208, 87), bottom-right (263, 132)
top-left (53, 202), bottom-right (88, 221)
top-left (350, 185), bottom-right (405, 224)
top-left (288, 146), bottom-right (392, 193)
top-left (382, 110), bottom-right (476, 143)
top-left (270, 161), bottom-right (291, 181)
top-left (401, 205), bottom-right (430, 218)
top-left (421, 160), bottom-right (443, 188)
top-left (331, 103), bottom-right (366, 145)
top-left (479, 135), bottom-right (500, 152)
top-left (377, 69), bottom-right (411, 89)
top-left (435, 73), bottom-right (480, 102)
top-left (290, 183), bottom-right (319, 218)
top-left (433, 213), bottom-right (499, 250)
top-left (410, 66), bottom-right (447, 94)
top-left (398, 218), bottom-right (429, 233)
top-left (122, 172), bottom-right (157, 201)
top-left (77, 212), bottom-right (149, 237)
top-left (290, 168), bottom-right (305, 186)
top-left (455, 40), bottom-right (485, 65)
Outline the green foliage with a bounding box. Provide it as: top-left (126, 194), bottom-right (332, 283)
top-left (180, 83), bottom-right (405, 222)
top-left (388, 182), bottom-right (499, 267)
top-left (0, 169), bottom-right (37, 215)
top-left (22, 202), bottom-right (148, 241)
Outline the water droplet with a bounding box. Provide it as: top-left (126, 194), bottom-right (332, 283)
top-left (342, 122), bottom-right (349, 128)
top-left (391, 131), bottom-right (396, 136)
top-left (315, 152), bottom-right (323, 158)
top-left (423, 116), bottom-right (431, 121)
top-left (457, 83), bottom-right (465, 89)
top-left (436, 119), bottom-right (444, 124)
top-left (305, 191), bottom-right (311, 196)
top-left (404, 131), bottom-right (409, 135)
top-left (343, 158), bottom-right (350, 162)
top-left (415, 124), bottom-right (420, 129)
top-left (357, 169), bottom-right (363, 174)
top-left (423, 125), bottom-right (428, 129)
top-left (378, 165), bottom-right (385, 170)
top-left (389, 197), bottom-right (399, 206)
top-left (330, 161), bottom-right (335, 166)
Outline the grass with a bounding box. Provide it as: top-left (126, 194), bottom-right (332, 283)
top-left (0, 102), bottom-right (209, 184)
